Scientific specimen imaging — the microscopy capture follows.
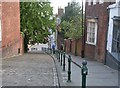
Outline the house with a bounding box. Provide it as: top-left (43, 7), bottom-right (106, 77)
top-left (1, 2), bottom-right (24, 59)
top-left (85, 0), bottom-right (115, 62)
top-left (106, 1), bottom-right (120, 70)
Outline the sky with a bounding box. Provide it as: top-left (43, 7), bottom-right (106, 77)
top-left (50, 0), bottom-right (118, 14)
top-left (50, 0), bottom-right (84, 14)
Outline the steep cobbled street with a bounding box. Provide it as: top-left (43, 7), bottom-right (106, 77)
top-left (2, 52), bottom-right (58, 86)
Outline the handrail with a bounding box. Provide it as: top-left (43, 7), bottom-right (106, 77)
top-left (65, 53), bottom-right (81, 68)
top-left (42, 47), bottom-right (88, 88)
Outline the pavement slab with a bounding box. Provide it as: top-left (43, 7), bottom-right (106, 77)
top-left (51, 53), bottom-right (119, 87)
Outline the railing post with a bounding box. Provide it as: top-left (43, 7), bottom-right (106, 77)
top-left (58, 50), bottom-right (60, 62)
top-left (67, 55), bottom-right (71, 82)
top-left (81, 60), bottom-right (88, 88)
top-left (50, 48), bottom-right (52, 54)
top-left (63, 52), bottom-right (66, 71)
top-left (61, 51), bottom-right (63, 66)
top-left (57, 50), bottom-right (58, 59)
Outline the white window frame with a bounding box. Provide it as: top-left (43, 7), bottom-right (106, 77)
top-left (111, 20), bottom-right (120, 60)
top-left (86, 19), bottom-right (97, 45)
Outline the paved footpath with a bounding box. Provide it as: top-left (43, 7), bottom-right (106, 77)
top-left (2, 52), bottom-right (58, 86)
top-left (52, 53), bottom-right (119, 88)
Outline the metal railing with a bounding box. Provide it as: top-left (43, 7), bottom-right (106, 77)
top-left (42, 47), bottom-right (88, 88)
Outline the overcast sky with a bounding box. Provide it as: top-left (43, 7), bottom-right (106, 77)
top-left (50, 0), bottom-right (118, 14)
top-left (50, 0), bottom-right (84, 14)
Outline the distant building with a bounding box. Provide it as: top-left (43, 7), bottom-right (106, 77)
top-left (85, 0), bottom-right (115, 62)
top-left (106, 1), bottom-right (120, 69)
top-left (58, 7), bottom-right (64, 18)
top-left (1, 2), bottom-right (24, 58)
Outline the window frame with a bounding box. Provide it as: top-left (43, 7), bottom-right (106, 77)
top-left (86, 19), bottom-right (98, 45)
top-left (111, 19), bottom-right (120, 60)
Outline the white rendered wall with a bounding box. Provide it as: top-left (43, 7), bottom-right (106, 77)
top-left (107, 3), bottom-right (120, 53)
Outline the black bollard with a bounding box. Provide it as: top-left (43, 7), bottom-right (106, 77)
top-left (63, 52), bottom-right (66, 71)
top-left (67, 55), bottom-right (71, 82)
top-left (57, 50), bottom-right (58, 59)
top-left (58, 50), bottom-right (60, 62)
top-left (81, 60), bottom-right (88, 88)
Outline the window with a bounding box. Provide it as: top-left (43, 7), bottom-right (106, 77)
top-left (111, 19), bottom-right (120, 60)
top-left (99, 0), bottom-right (104, 4)
top-left (86, 20), bottom-right (97, 45)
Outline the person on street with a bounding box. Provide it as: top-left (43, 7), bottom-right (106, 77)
top-left (52, 43), bottom-right (55, 54)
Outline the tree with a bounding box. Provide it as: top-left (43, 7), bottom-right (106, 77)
top-left (20, 2), bottom-right (55, 52)
top-left (60, 1), bottom-right (83, 55)
top-left (61, 1), bottom-right (83, 39)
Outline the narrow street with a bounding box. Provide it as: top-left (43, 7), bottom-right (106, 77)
top-left (2, 52), bottom-right (58, 86)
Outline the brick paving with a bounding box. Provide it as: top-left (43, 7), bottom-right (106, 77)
top-left (2, 52), bottom-right (58, 86)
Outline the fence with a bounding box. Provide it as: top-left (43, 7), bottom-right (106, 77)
top-left (42, 47), bottom-right (88, 88)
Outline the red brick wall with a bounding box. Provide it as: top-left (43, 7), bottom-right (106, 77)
top-left (77, 39), bottom-right (82, 56)
top-left (85, 2), bottom-right (115, 62)
top-left (65, 39), bottom-right (70, 53)
top-left (64, 38), bottom-right (82, 56)
top-left (2, 2), bottom-right (24, 58)
top-left (71, 39), bottom-right (75, 55)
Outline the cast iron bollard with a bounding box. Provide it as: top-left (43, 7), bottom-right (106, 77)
top-left (45, 48), bottom-right (46, 52)
top-left (55, 50), bottom-right (57, 57)
top-left (63, 52), bottom-right (66, 71)
top-left (67, 55), bottom-right (71, 82)
top-left (81, 60), bottom-right (88, 88)
top-left (50, 48), bottom-right (52, 54)
top-left (61, 51), bottom-right (63, 66)
top-left (58, 50), bottom-right (60, 62)
top-left (57, 50), bottom-right (58, 59)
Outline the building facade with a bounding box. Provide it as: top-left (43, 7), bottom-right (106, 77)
top-left (85, 0), bottom-right (115, 62)
top-left (1, 2), bottom-right (24, 59)
top-left (106, 1), bottom-right (120, 69)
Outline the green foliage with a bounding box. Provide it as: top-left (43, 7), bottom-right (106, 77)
top-left (61, 1), bottom-right (83, 39)
top-left (20, 2), bottom-right (55, 44)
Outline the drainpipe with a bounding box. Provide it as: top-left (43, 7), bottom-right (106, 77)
top-left (104, 5), bottom-right (110, 65)
top-left (81, 0), bottom-right (84, 58)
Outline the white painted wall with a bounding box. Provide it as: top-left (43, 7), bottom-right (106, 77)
top-left (107, 3), bottom-right (120, 53)
top-left (28, 43), bottom-right (48, 51)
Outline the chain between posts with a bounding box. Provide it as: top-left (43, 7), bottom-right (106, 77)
top-left (42, 48), bottom-right (88, 88)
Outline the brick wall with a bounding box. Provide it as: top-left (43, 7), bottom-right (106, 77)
top-left (85, 2), bottom-right (115, 62)
top-left (2, 2), bottom-right (24, 59)
top-left (64, 38), bottom-right (82, 56)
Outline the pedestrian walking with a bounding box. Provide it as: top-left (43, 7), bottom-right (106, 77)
top-left (60, 44), bottom-right (64, 51)
top-left (52, 43), bottom-right (55, 54)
